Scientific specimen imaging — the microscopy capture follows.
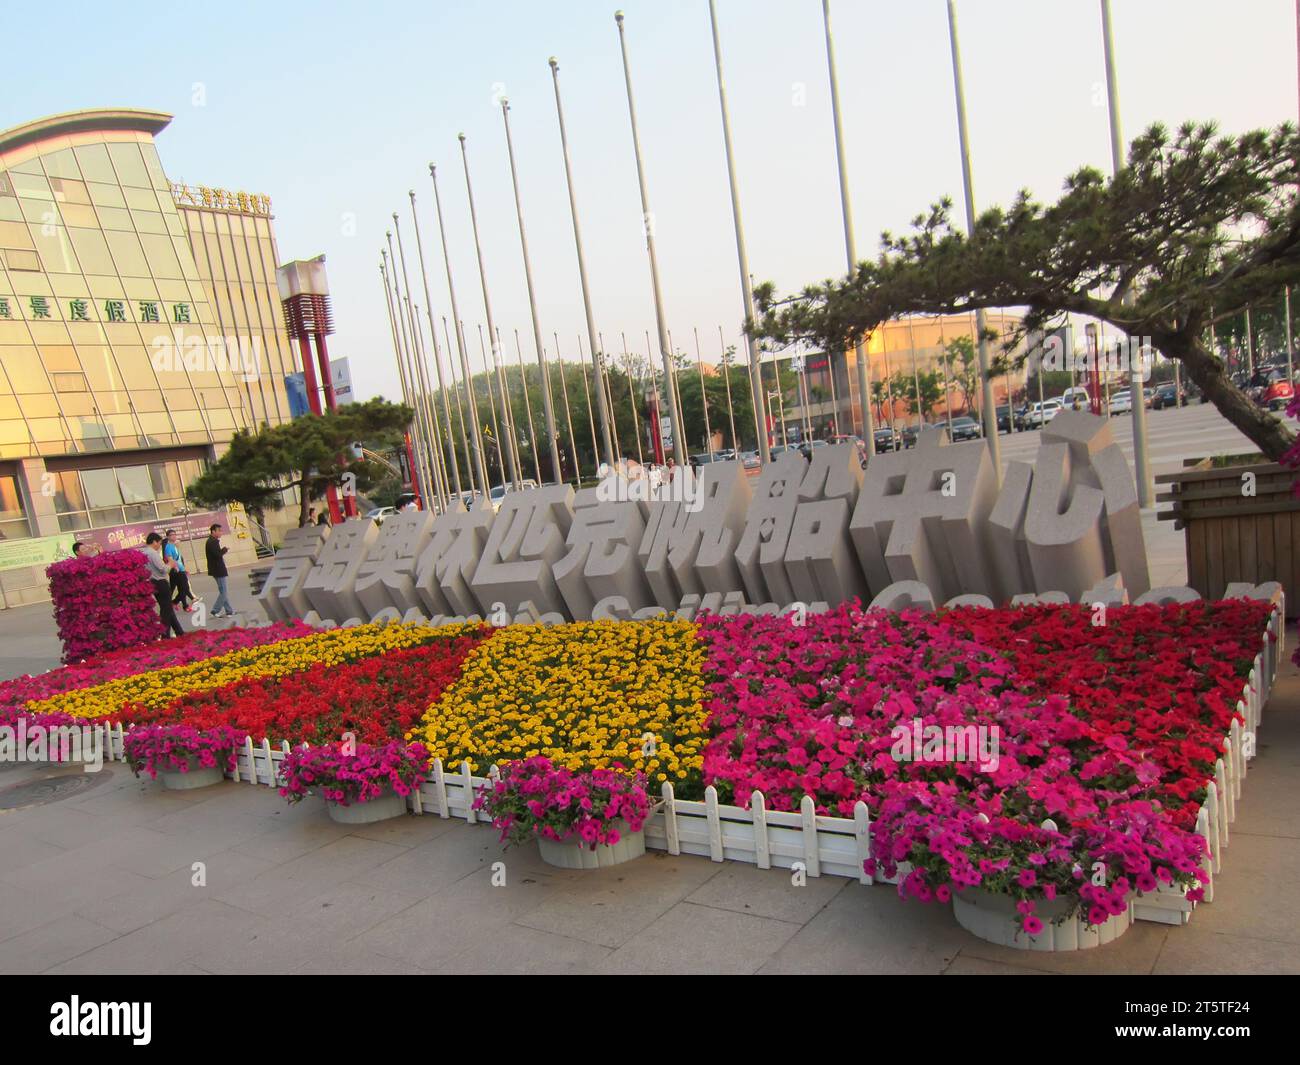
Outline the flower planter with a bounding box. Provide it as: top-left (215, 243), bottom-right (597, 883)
top-left (952, 887), bottom-right (1131, 952)
top-left (537, 825), bottom-right (646, 870)
top-left (159, 755), bottom-right (227, 791)
top-left (324, 789), bottom-right (408, 824)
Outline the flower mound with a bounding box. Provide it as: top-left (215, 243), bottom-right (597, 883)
top-left (279, 739), bottom-right (430, 807)
top-left (47, 551), bottom-right (158, 664)
top-left (123, 723), bottom-right (247, 780)
top-left (474, 756), bottom-right (651, 849)
top-left (411, 619), bottom-right (707, 785)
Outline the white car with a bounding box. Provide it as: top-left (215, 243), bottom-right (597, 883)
top-left (364, 506), bottom-right (395, 524)
top-left (1023, 399), bottom-right (1062, 428)
top-left (1108, 390), bottom-right (1133, 416)
top-left (1058, 387), bottom-right (1090, 411)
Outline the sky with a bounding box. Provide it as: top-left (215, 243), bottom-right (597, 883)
top-left (3, 0), bottom-right (1296, 402)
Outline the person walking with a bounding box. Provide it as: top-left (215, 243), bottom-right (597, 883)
top-left (205, 523), bottom-right (233, 617)
top-left (144, 532), bottom-right (184, 638)
top-left (164, 530), bottom-right (200, 612)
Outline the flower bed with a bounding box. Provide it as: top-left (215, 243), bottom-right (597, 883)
top-left (123, 723), bottom-right (248, 780)
top-left (2, 596), bottom-right (1277, 944)
top-left (280, 739), bottom-right (430, 807)
top-left (695, 600), bottom-right (1271, 932)
top-left (409, 619), bottom-right (708, 786)
top-left (0, 621), bottom-right (314, 722)
top-left (23, 620), bottom-right (455, 721)
top-left (123, 626), bottom-right (488, 746)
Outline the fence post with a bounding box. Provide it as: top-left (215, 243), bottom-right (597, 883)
top-left (661, 781), bottom-right (680, 855)
top-left (854, 801), bottom-right (871, 885)
top-left (751, 791), bottom-right (770, 870)
top-left (800, 795), bottom-right (820, 878)
top-left (704, 786), bottom-right (724, 862)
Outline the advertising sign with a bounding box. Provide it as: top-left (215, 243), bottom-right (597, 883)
top-left (0, 532), bottom-right (76, 573)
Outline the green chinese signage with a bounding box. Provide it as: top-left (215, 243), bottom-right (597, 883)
top-left (0, 532), bottom-right (75, 574)
top-left (0, 296), bottom-right (191, 325)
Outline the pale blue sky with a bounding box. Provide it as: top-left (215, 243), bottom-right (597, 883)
top-left (3, 0), bottom-right (1295, 402)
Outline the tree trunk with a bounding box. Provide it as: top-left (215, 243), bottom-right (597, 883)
top-left (1164, 333), bottom-right (1295, 461)
top-left (298, 480), bottom-right (312, 529)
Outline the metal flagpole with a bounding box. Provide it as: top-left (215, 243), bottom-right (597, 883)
top-left (513, 328), bottom-right (542, 483)
top-left (380, 258), bottom-right (425, 506)
top-left (547, 60), bottom-right (615, 467)
top-left (946, 0), bottom-right (1002, 480)
top-left (719, 326), bottom-right (738, 451)
top-left (822, 0), bottom-right (876, 457)
top-left (578, 334), bottom-right (600, 469)
top-left (459, 133), bottom-right (521, 489)
top-left (393, 216), bottom-right (448, 510)
top-left (554, 331), bottom-right (580, 483)
top-left (408, 191), bottom-right (464, 501)
top-left (386, 233), bottom-right (439, 512)
top-left (430, 164), bottom-right (490, 498)
top-left (477, 324), bottom-right (505, 491)
top-left (667, 329), bottom-right (687, 455)
top-left (614, 12), bottom-right (685, 464)
top-left (598, 331), bottom-right (622, 463)
top-left (693, 327), bottom-right (714, 454)
top-left (946, 0), bottom-right (1003, 475)
top-left (410, 303), bottom-right (451, 510)
top-left (707, 0), bottom-right (768, 462)
top-left (443, 316), bottom-right (475, 497)
top-left (501, 97), bottom-right (563, 483)
top-left (623, 331), bottom-right (644, 465)
top-left (1100, 0), bottom-right (1153, 506)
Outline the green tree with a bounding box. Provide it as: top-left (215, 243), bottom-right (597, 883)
top-left (187, 397), bottom-right (413, 526)
top-left (752, 121), bottom-right (1300, 460)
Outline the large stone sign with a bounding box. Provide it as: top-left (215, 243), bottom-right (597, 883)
top-left (257, 411), bottom-right (1161, 626)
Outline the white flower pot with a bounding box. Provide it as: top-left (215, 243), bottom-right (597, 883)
top-left (325, 789), bottom-right (408, 824)
top-left (952, 887), bottom-right (1131, 951)
top-left (158, 756), bottom-right (226, 791)
top-left (537, 825), bottom-right (646, 870)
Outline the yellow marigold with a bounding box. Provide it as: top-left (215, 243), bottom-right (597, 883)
top-left (409, 618), bottom-right (707, 783)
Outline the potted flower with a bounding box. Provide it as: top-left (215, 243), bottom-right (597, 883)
top-left (473, 757), bottom-right (652, 870)
top-left (279, 739), bottom-right (429, 824)
top-left (123, 724), bottom-right (246, 790)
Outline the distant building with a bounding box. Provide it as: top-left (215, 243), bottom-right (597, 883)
top-left (0, 108), bottom-right (303, 606)
top-left (764, 311), bottom-right (1026, 442)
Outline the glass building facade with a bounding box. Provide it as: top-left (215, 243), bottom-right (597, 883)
top-left (0, 109), bottom-right (299, 603)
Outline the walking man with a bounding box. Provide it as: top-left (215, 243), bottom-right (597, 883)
top-left (144, 532), bottom-right (184, 638)
top-left (206, 523), bottom-right (234, 617)
top-left (164, 529), bottom-right (201, 612)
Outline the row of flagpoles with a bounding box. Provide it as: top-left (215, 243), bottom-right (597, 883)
top-left (378, 1), bottom-right (1152, 512)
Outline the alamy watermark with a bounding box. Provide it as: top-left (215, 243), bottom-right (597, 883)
top-left (594, 463), bottom-right (704, 512)
top-left (0, 719), bottom-right (104, 772)
top-left (1037, 332), bottom-right (1155, 383)
top-left (890, 717), bottom-right (1000, 772)
top-left (150, 334), bottom-right (262, 382)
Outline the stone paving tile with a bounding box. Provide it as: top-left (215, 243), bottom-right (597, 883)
top-left (44, 899), bottom-right (268, 975)
top-left (1151, 928), bottom-right (1300, 974)
top-left (513, 850), bottom-right (724, 949)
top-left (74, 850), bottom-right (274, 935)
top-left (942, 953), bottom-right (1059, 975)
top-left (599, 901), bottom-right (801, 974)
top-left (757, 882), bottom-right (967, 974)
top-left (441, 922), bottom-right (614, 974)
top-left (351, 865), bottom-right (562, 969)
top-left (685, 862), bottom-right (849, 924)
top-left (0, 914), bottom-right (119, 974)
top-left (1171, 831), bottom-right (1300, 947)
top-left (282, 881), bottom-right (425, 938)
top-left (350, 820), bottom-right (503, 897)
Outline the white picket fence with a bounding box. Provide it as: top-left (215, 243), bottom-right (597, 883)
top-left (95, 597), bottom-right (1284, 927)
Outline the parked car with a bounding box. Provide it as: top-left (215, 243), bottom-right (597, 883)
top-left (364, 506), bottom-right (396, 523)
top-left (1253, 367), bottom-right (1295, 411)
top-left (1023, 399), bottom-right (1062, 428)
top-left (1108, 390), bottom-right (1133, 416)
top-left (739, 450), bottom-right (761, 471)
top-left (872, 425), bottom-right (901, 452)
top-left (995, 406), bottom-right (1020, 433)
top-left (948, 416), bottom-right (982, 441)
top-left (902, 423), bottom-right (936, 448)
top-left (1152, 382), bottom-right (1182, 409)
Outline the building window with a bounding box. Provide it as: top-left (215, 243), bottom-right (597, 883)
top-left (0, 472), bottom-right (30, 540)
top-left (47, 459), bottom-right (208, 536)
